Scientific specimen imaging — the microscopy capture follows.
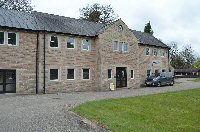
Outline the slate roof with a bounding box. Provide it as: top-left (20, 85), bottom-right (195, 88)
top-left (131, 30), bottom-right (169, 48)
top-left (0, 8), bottom-right (105, 36)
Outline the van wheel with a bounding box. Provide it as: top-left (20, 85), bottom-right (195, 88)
top-left (170, 80), bottom-right (174, 86)
top-left (157, 82), bottom-right (161, 87)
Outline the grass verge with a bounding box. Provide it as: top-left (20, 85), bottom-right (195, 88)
top-left (73, 89), bottom-right (200, 132)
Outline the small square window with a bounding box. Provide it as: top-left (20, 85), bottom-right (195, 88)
top-left (8, 33), bottom-right (16, 45)
top-left (50, 69), bottom-right (59, 81)
top-left (108, 69), bottom-right (112, 79)
top-left (131, 70), bottom-right (134, 79)
top-left (0, 32), bottom-right (4, 44)
top-left (146, 48), bottom-right (150, 55)
top-left (154, 48), bottom-right (158, 56)
top-left (113, 41), bottom-right (118, 51)
top-left (147, 70), bottom-right (151, 77)
top-left (82, 39), bottom-right (90, 51)
top-left (67, 38), bottom-right (75, 49)
top-left (50, 36), bottom-right (58, 48)
top-left (67, 69), bottom-right (75, 80)
top-left (83, 68), bottom-right (90, 80)
top-left (123, 43), bottom-right (128, 52)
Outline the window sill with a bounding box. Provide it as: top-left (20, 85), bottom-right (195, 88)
top-left (67, 79), bottom-right (75, 81)
top-left (50, 79), bottom-right (59, 82)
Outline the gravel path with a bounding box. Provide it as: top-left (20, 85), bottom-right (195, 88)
top-left (0, 78), bottom-right (199, 132)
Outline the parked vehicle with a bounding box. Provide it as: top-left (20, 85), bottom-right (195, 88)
top-left (145, 72), bottom-right (174, 87)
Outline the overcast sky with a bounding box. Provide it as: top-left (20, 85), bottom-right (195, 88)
top-left (32, 0), bottom-right (200, 56)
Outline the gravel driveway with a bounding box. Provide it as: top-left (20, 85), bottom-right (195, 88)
top-left (0, 78), bottom-right (199, 132)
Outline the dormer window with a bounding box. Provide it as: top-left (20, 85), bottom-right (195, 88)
top-left (117, 25), bottom-right (123, 32)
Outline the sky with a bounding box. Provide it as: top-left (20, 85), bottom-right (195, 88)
top-left (32, 0), bottom-right (200, 56)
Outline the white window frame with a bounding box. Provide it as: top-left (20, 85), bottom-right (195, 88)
top-left (153, 48), bottom-right (158, 56)
top-left (82, 68), bottom-right (90, 80)
top-left (131, 70), bottom-right (134, 79)
top-left (67, 68), bottom-right (75, 80)
top-left (7, 32), bottom-right (19, 46)
top-left (146, 47), bottom-right (150, 56)
top-left (50, 69), bottom-right (60, 81)
top-left (0, 32), bottom-right (5, 45)
top-left (123, 42), bottom-right (128, 52)
top-left (50, 35), bottom-right (59, 48)
top-left (108, 69), bottom-right (112, 80)
top-left (67, 37), bottom-right (75, 49)
top-left (113, 41), bottom-right (119, 51)
top-left (161, 50), bottom-right (165, 57)
top-left (82, 39), bottom-right (90, 51)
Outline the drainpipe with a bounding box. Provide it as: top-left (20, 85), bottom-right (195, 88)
top-left (35, 32), bottom-right (39, 94)
top-left (43, 31), bottom-right (46, 94)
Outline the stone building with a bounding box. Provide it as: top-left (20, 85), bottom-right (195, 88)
top-left (0, 8), bottom-right (170, 94)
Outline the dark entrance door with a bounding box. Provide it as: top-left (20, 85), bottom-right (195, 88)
top-left (0, 70), bottom-right (16, 94)
top-left (116, 67), bottom-right (127, 88)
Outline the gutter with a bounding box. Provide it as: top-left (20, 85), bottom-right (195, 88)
top-left (43, 31), bottom-right (46, 94)
top-left (35, 32), bottom-right (39, 94)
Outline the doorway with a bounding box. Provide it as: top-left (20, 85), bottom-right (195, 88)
top-left (116, 67), bottom-right (127, 88)
top-left (0, 70), bottom-right (16, 94)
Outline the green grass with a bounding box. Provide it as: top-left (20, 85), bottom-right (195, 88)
top-left (191, 78), bottom-right (200, 82)
top-left (73, 89), bottom-right (200, 132)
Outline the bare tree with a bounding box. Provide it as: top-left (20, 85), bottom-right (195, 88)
top-left (0, 0), bottom-right (33, 12)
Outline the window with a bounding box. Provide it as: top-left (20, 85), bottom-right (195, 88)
top-left (82, 39), bottom-right (90, 51)
top-left (154, 48), bottom-right (158, 56)
top-left (119, 42), bottom-right (123, 51)
top-left (0, 32), bottom-right (4, 44)
top-left (108, 69), bottom-right (112, 79)
top-left (113, 41), bottom-right (118, 51)
top-left (113, 41), bottom-right (128, 52)
top-left (67, 38), bottom-right (75, 49)
top-left (147, 70), bottom-right (151, 77)
top-left (8, 33), bottom-right (17, 45)
top-left (67, 69), bottom-right (75, 80)
top-left (50, 36), bottom-right (58, 48)
top-left (131, 70), bottom-right (134, 79)
top-left (146, 47), bottom-right (150, 55)
top-left (123, 43), bottom-right (128, 52)
top-left (117, 25), bottom-right (123, 32)
top-left (50, 69), bottom-right (59, 81)
top-left (83, 68), bottom-right (90, 80)
top-left (161, 50), bottom-right (165, 57)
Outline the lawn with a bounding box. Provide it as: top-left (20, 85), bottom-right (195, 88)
top-left (191, 78), bottom-right (200, 82)
top-left (73, 89), bottom-right (200, 132)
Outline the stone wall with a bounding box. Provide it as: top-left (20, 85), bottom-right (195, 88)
top-left (0, 29), bottom-right (37, 94)
top-left (138, 44), bottom-right (170, 85)
top-left (97, 20), bottom-right (140, 90)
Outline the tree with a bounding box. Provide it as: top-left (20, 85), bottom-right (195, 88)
top-left (169, 42), bottom-right (196, 69)
top-left (169, 42), bottom-right (179, 68)
top-left (0, 0), bottom-right (33, 12)
top-left (180, 44), bottom-right (196, 68)
top-left (79, 3), bottom-right (118, 24)
top-left (192, 58), bottom-right (200, 69)
top-left (144, 21), bottom-right (154, 35)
